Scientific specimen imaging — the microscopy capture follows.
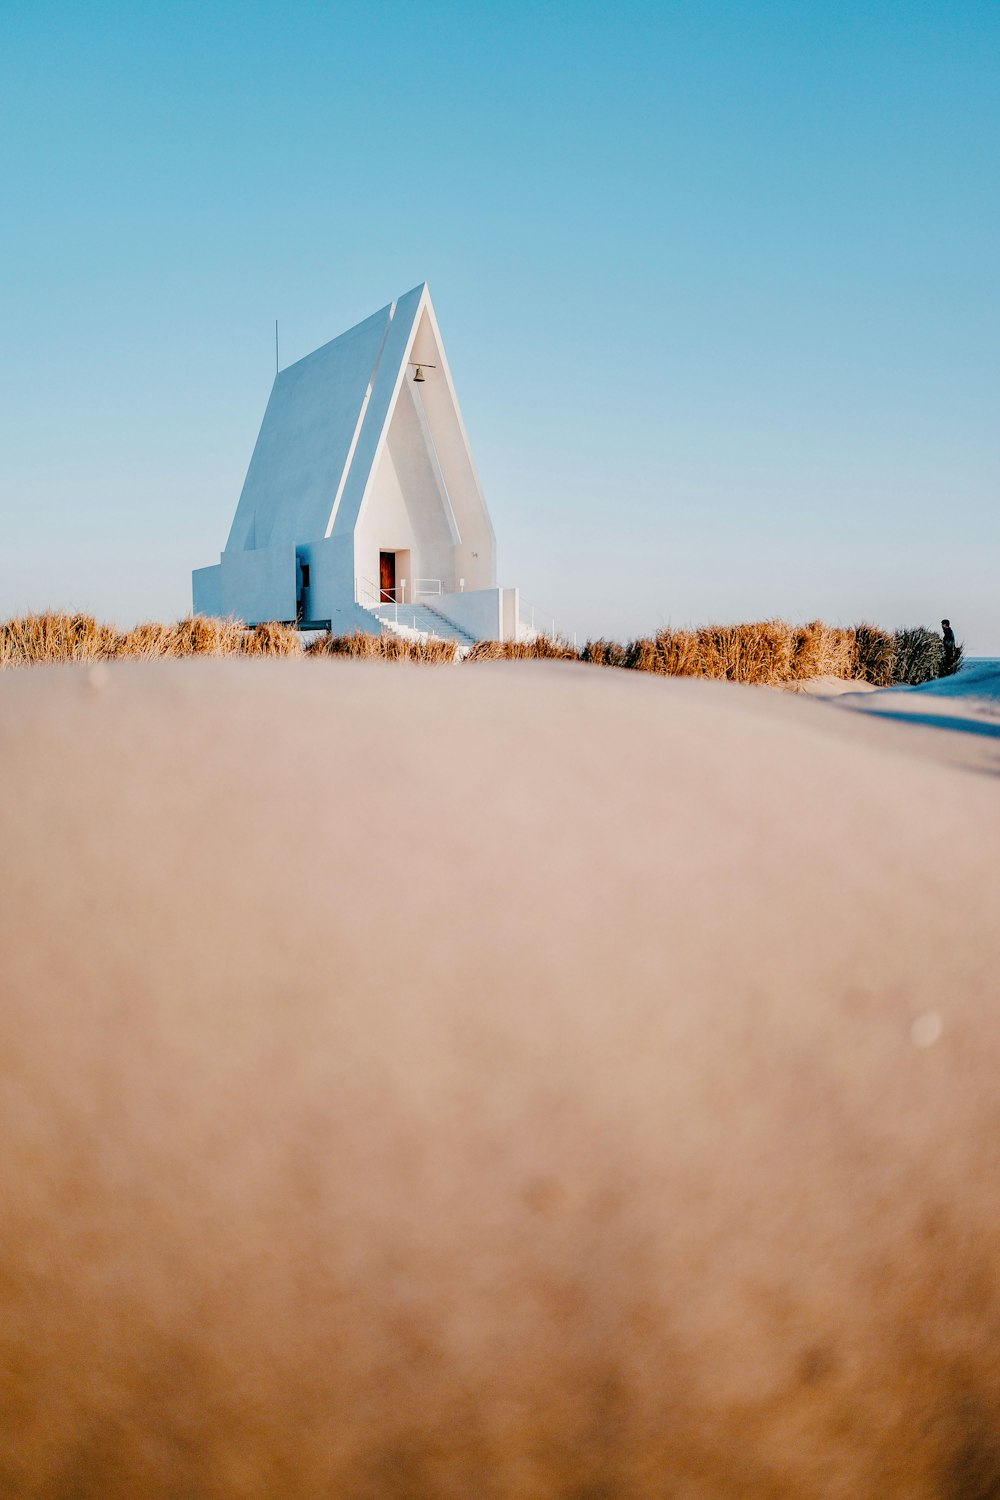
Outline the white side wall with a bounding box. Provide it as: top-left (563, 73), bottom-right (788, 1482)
top-left (192, 565), bottom-right (223, 618)
top-left (435, 589), bottom-right (503, 642)
top-left (354, 419), bottom-right (456, 601)
top-left (351, 311), bottom-right (498, 601)
top-left (194, 537), bottom-right (379, 632)
top-left (349, 293), bottom-right (495, 599)
top-left (331, 284), bottom-right (426, 547)
top-left (295, 536), bottom-right (379, 633)
top-left (220, 544), bottom-right (296, 625)
top-left (501, 587), bottom-right (519, 644)
top-left (226, 305), bottom-right (393, 552)
top-left (324, 605), bottom-right (383, 637)
top-left (407, 304), bottom-right (495, 593)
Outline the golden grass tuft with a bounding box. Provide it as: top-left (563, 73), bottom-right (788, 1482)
top-left (463, 637), bottom-right (580, 662)
top-left (790, 621), bottom-right (855, 680)
top-left (580, 638), bottom-right (628, 668)
top-left (306, 630), bottom-right (458, 663)
top-left (0, 612), bottom-right (952, 687)
top-left (0, 612), bottom-right (303, 667)
top-left (590, 620), bottom-right (892, 686)
top-left (0, 611), bottom-right (118, 667)
top-left (850, 622), bottom-right (897, 687)
top-left (236, 620), bottom-right (303, 657)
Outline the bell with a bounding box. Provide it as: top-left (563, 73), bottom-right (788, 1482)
top-left (413, 365), bottom-right (426, 383)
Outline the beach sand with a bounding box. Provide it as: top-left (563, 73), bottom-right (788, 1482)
top-left (1, 659), bottom-right (999, 1498)
top-left (777, 673), bottom-right (879, 696)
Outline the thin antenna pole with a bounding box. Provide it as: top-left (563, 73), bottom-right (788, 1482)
top-left (275, 320), bottom-right (279, 375)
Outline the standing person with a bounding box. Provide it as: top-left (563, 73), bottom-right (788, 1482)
top-left (941, 618), bottom-right (959, 677)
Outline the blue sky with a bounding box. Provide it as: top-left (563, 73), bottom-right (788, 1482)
top-left (2, 0), bottom-right (998, 648)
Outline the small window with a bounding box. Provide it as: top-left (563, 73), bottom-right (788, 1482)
top-left (301, 564), bottom-right (310, 588)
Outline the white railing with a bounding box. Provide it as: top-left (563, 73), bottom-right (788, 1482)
top-left (355, 575), bottom-right (382, 609)
top-left (358, 575), bottom-right (447, 610)
top-left (356, 575), bottom-right (439, 635)
top-left (356, 575), bottom-right (409, 607)
top-left (383, 608), bottom-right (435, 633)
top-left (518, 600), bottom-right (558, 642)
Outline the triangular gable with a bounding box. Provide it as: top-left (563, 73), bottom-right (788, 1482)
top-left (226, 302), bottom-right (393, 553)
top-left (401, 287), bottom-right (496, 557)
top-left (383, 376), bottom-right (463, 548)
top-left (328, 284), bottom-right (425, 541)
top-left (330, 285), bottom-right (495, 555)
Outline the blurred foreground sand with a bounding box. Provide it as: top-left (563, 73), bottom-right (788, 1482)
top-left (1, 660), bottom-right (999, 1499)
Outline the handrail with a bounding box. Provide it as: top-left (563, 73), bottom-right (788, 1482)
top-left (356, 575), bottom-right (380, 607)
top-left (358, 574), bottom-right (555, 646)
top-left (356, 577), bottom-right (433, 635)
top-left (356, 575), bottom-right (403, 607)
top-left (359, 575), bottom-right (445, 608)
top-left (518, 599), bottom-right (558, 642)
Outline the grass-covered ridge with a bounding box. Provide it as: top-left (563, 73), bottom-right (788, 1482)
top-left (0, 612), bottom-right (302, 666)
top-left (582, 620), bottom-right (962, 686)
top-left (0, 611), bottom-right (963, 686)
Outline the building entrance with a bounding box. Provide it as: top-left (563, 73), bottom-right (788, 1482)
top-left (379, 551), bottom-right (396, 602)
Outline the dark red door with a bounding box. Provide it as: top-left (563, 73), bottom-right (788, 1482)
top-left (379, 552), bottom-right (395, 602)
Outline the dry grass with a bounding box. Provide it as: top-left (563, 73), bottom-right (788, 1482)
top-left (306, 630), bottom-right (458, 663)
top-left (580, 638), bottom-right (629, 668)
top-left (1, 612), bottom-right (119, 666)
top-left (0, 612), bottom-right (302, 667)
top-left (593, 620), bottom-right (862, 686)
top-left (464, 637), bottom-right (579, 662)
top-left (793, 621), bottom-right (856, 680)
top-left (892, 626), bottom-right (945, 686)
top-left (850, 623), bottom-right (896, 687)
top-left (0, 612), bottom-right (960, 686)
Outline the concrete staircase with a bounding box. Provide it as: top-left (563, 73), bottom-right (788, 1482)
top-left (370, 601), bottom-right (479, 648)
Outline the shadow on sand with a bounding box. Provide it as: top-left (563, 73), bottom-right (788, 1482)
top-left (861, 710), bottom-right (1000, 740)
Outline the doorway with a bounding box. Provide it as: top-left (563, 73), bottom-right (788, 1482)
top-left (379, 551), bottom-right (396, 602)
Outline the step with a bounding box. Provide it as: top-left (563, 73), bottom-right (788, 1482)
top-left (370, 603), bottom-right (478, 646)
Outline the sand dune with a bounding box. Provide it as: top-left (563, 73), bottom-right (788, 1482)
top-left (824, 659), bottom-right (1000, 776)
top-left (1, 660), bottom-right (999, 1498)
top-left (778, 673), bottom-right (878, 696)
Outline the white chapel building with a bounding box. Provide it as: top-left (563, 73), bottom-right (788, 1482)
top-left (193, 283), bottom-right (534, 645)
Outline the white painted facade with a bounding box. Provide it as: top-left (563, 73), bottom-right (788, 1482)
top-left (192, 284), bottom-right (526, 642)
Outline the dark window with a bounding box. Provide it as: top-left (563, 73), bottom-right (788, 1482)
top-left (301, 564), bottom-right (310, 588)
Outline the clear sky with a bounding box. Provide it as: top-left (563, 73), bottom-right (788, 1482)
top-left (2, 0), bottom-right (998, 649)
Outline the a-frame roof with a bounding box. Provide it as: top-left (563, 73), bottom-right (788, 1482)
top-left (225, 284), bottom-right (490, 554)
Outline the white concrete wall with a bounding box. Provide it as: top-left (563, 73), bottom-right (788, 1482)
top-left (340, 289), bottom-right (495, 599)
top-left (436, 588), bottom-right (503, 642)
top-left (296, 537), bottom-right (380, 635)
top-left (354, 442), bottom-right (418, 597)
top-left (192, 565), bottom-right (223, 618)
top-left (220, 544), bottom-right (296, 625)
top-left (226, 305), bottom-right (393, 553)
top-left (407, 303), bottom-right (495, 594)
top-left (355, 391), bottom-right (460, 599)
top-left (500, 588), bottom-right (519, 644)
top-left (295, 535), bottom-right (356, 624)
top-left (331, 285), bottom-right (425, 549)
top-left (324, 604), bottom-right (382, 637)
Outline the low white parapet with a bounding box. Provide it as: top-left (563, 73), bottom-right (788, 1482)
top-left (434, 589), bottom-right (501, 641)
top-left (192, 565), bottom-right (223, 618)
top-left (435, 587), bottom-right (526, 643)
